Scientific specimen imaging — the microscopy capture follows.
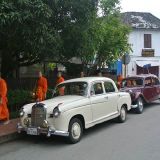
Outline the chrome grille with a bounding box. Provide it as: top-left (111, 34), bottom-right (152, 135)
top-left (31, 103), bottom-right (46, 127)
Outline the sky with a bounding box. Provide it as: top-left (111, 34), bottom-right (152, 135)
top-left (120, 0), bottom-right (160, 19)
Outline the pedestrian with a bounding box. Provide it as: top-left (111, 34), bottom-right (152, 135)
top-left (56, 72), bottom-right (65, 96)
top-left (80, 71), bottom-right (85, 78)
top-left (34, 71), bottom-right (48, 102)
top-left (0, 73), bottom-right (9, 124)
top-left (117, 74), bottom-right (123, 89)
top-left (56, 72), bottom-right (64, 85)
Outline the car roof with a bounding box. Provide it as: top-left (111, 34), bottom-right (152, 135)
top-left (60, 77), bottom-right (114, 84)
top-left (124, 74), bottom-right (158, 79)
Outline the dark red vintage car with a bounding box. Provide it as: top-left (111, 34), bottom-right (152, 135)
top-left (120, 74), bottom-right (160, 114)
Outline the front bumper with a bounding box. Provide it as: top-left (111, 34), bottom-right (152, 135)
top-left (17, 123), bottom-right (69, 137)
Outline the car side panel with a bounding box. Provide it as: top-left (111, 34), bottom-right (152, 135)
top-left (48, 104), bottom-right (93, 132)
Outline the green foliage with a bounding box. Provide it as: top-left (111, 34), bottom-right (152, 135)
top-left (0, 0), bottom-right (60, 77)
top-left (7, 89), bottom-right (54, 119)
top-left (0, 0), bottom-right (131, 78)
top-left (7, 89), bottom-right (32, 119)
top-left (95, 15), bottom-right (131, 68)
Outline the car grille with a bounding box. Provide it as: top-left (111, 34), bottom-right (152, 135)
top-left (31, 103), bottom-right (46, 127)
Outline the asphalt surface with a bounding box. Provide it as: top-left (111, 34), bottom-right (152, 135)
top-left (0, 101), bottom-right (160, 160)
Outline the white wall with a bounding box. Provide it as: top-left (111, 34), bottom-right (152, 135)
top-left (128, 29), bottom-right (160, 56)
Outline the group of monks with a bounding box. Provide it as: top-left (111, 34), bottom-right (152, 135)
top-left (0, 71), bottom-right (64, 124)
top-left (35, 71), bottom-right (64, 101)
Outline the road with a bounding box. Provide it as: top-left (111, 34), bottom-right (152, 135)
top-left (0, 101), bottom-right (160, 160)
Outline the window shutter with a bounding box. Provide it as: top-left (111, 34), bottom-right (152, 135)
top-left (144, 34), bottom-right (151, 48)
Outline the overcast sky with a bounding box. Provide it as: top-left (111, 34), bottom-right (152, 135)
top-left (120, 0), bottom-right (160, 19)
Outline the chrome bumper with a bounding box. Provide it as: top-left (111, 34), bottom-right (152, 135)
top-left (17, 123), bottom-right (69, 137)
top-left (131, 104), bottom-right (138, 109)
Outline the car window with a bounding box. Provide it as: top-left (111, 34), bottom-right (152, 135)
top-left (145, 77), bottom-right (152, 86)
top-left (152, 77), bottom-right (160, 85)
top-left (55, 82), bottom-right (88, 96)
top-left (121, 78), bottom-right (143, 88)
top-left (104, 81), bottom-right (115, 93)
top-left (92, 82), bottom-right (103, 95)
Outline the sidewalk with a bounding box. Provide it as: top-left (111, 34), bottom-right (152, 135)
top-left (0, 118), bottom-right (20, 144)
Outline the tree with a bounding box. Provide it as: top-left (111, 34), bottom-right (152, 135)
top-left (0, 0), bottom-right (131, 78)
top-left (0, 0), bottom-right (60, 77)
top-left (95, 14), bottom-right (131, 68)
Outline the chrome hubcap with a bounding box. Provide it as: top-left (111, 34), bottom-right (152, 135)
top-left (71, 122), bottom-right (81, 139)
top-left (138, 99), bottom-right (143, 111)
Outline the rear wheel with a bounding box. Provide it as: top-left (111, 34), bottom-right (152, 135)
top-left (135, 97), bottom-right (144, 114)
top-left (68, 118), bottom-right (83, 144)
top-left (118, 106), bottom-right (127, 123)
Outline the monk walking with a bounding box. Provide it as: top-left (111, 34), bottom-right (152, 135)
top-left (35, 71), bottom-right (48, 102)
top-left (0, 74), bottom-right (9, 123)
top-left (56, 72), bottom-right (65, 96)
top-left (56, 72), bottom-right (64, 85)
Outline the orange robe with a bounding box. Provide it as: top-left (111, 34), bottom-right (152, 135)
top-left (36, 76), bottom-right (48, 101)
top-left (117, 75), bottom-right (123, 89)
top-left (56, 77), bottom-right (64, 95)
top-left (56, 76), bottom-right (64, 85)
top-left (0, 79), bottom-right (9, 121)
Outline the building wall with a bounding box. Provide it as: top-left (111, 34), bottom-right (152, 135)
top-left (128, 29), bottom-right (160, 56)
top-left (126, 29), bottom-right (160, 78)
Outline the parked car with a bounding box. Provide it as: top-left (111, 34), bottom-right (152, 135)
top-left (120, 74), bottom-right (160, 114)
top-left (17, 77), bottom-right (131, 143)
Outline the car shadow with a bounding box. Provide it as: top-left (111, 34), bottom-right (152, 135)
top-left (17, 119), bottom-right (119, 146)
top-left (17, 134), bottom-right (69, 146)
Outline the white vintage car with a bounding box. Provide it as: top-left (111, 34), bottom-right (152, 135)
top-left (17, 77), bottom-right (131, 143)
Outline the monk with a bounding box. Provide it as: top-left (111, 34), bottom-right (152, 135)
top-left (35, 71), bottom-right (48, 101)
top-left (0, 74), bottom-right (9, 123)
top-left (56, 72), bottom-right (65, 95)
top-left (56, 72), bottom-right (64, 85)
top-left (117, 74), bottom-right (123, 89)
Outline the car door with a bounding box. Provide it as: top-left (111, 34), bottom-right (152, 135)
top-left (103, 81), bottom-right (119, 115)
top-left (151, 77), bottom-right (160, 100)
top-left (143, 77), bottom-right (154, 102)
top-left (90, 81), bottom-right (118, 123)
top-left (90, 81), bottom-right (107, 122)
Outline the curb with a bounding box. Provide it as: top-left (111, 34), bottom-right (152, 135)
top-left (0, 118), bottom-right (20, 144)
top-left (0, 132), bottom-right (20, 144)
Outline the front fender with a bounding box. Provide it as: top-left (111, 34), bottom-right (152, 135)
top-left (117, 94), bottom-right (131, 111)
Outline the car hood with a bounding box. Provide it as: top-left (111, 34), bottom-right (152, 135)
top-left (23, 95), bottom-right (86, 113)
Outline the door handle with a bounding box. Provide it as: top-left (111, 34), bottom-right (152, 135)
top-left (104, 96), bottom-right (108, 99)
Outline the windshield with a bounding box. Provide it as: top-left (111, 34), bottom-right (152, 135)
top-left (54, 82), bottom-right (88, 96)
top-left (121, 78), bottom-right (143, 88)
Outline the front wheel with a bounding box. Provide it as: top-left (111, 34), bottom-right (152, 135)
top-left (118, 106), bottom-right (127, 123)
top-left (135, 97), bottom-right (144, 114)
top-left (68, 118), bottom-right (83, 144)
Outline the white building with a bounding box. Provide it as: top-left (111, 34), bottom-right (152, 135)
top-left (122, 12), bottom-right (160, 78)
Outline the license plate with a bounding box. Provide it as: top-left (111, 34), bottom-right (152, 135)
top-left (27, 128), bottom-right (38, 135)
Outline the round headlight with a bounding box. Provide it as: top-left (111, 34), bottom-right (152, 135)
top-left (53, 107), bottom-right (61, 118)
top-left (19, 108), bottom-right (25, 117)
top-left (23, 118), bottom-right (29, 126)
top-left (42, 120), bottom-right (49, 128)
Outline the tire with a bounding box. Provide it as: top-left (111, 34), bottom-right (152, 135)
top-left (118, 106), bottom-right (127, 123)
top-left (68, 118), bottom-right (83, 144)
top-left (135, 97), bottom-right (144, 114)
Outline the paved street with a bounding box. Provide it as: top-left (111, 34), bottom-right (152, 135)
top-left (0, 101), bottom-right (160, 160)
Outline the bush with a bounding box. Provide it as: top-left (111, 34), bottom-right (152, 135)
top-left (7, 90), bottom-right (32, 119)
top-left (7, 89), bottom-right (54, 119)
